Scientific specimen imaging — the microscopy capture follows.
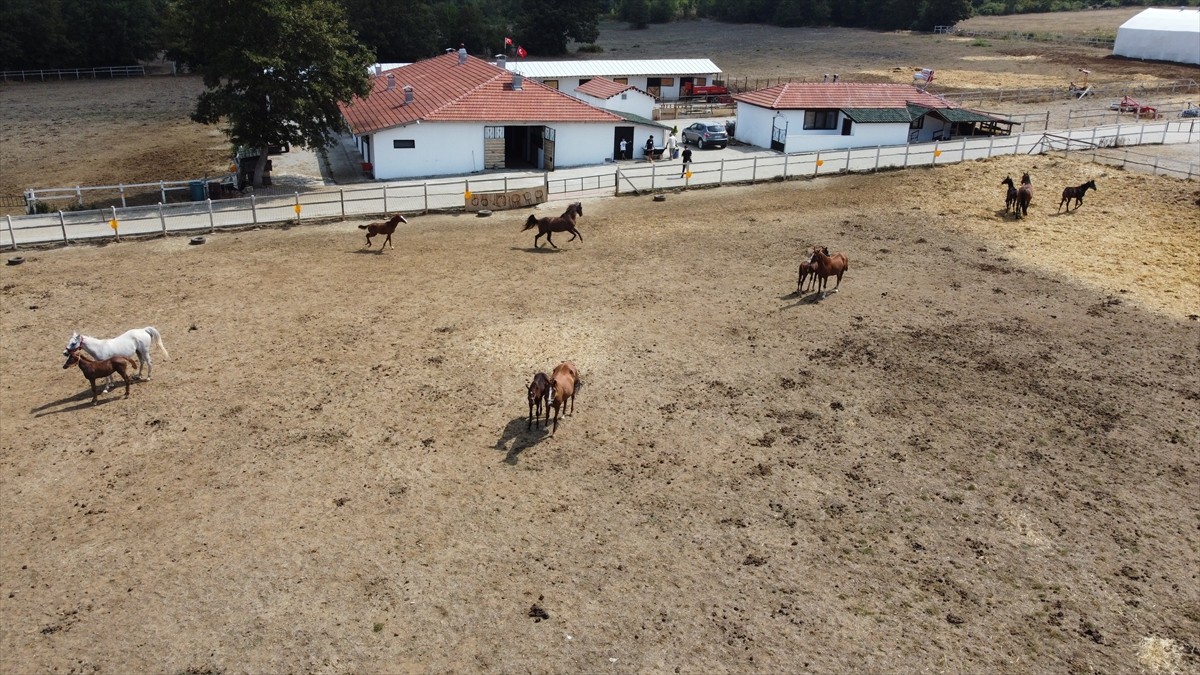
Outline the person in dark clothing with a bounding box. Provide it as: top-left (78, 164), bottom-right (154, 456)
top-left (680, 147), bottom-right (693, 178)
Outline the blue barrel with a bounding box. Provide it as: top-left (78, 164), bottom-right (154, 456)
top-left (189, 181), bottom-right (206, 201)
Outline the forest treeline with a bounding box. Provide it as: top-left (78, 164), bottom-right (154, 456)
top-left (1, 0), bottom-right (1195, 71)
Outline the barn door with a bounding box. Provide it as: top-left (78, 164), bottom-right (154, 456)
top-left (543, 126), bottom-right (556, 171)
top-left (647, 77), bottom-right (662, 100)
top-left (770, 117), bottom-right (787, 152)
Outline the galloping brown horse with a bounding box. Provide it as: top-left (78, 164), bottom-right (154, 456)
top-left (359, 214), bottom-right (408, 250)
top-left (1015, 173), bottom-right (1033, 219)
top-left (527, 372), bottom-right (552, 431)
top-left (1058, 179), bottom-right (1096, 212)
top-left (548, 361), bottom-right (582, 436)
top-left (522, 202), bottom-right (583, 249)
top-left (810, 246), bottom-right (849, 298)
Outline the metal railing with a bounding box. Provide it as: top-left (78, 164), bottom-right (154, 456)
top-left (3, 120), bottom-right (1196, 249)
top-left (938, 79), bottom-right (1198, 107)
top-left (1, 65), bottom-right (146, 82)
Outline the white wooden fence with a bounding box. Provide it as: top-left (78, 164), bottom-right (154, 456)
top-left (3, 119), bottom-right (1196, 249)
top-left (1, 65), bottom-right (146, 82)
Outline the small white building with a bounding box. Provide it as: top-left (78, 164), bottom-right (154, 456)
top-left (501, 59), bottom-right (722, 101)
top-left (340, 52), bottom-right (669, 179)
top-left (572, 77), bottom-right (657, 119)
top-left (733, 83), bottom-right (1010, 154)
top-left (1113, 8), bottom-right (1200, 66)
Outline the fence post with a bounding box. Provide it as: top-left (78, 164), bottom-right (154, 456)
top-left (119, 184), bottom-right (127, 208)
top-left (651, 165), bottom-right (656, 191)
top-left (59, 210), bottom-right (68, 244)
top-left (988, 135), bottom-right (995, 158)
top-left (159, 181), bottom-right (166, 204)
top-left (902, 147), bottom-right (909, 168)
top-left (339, 189), bottom-right (345, 218)
top-left (782, 153), bottom-right (789, 179)
top-left (76, 186), bottom-right (83, 207)
top-left (207, 198), bottom-right (215, 233)
top-left (930, 142), bottom-right (938, 167)
top-left (293, 192), bottom-right (301, 225)
top-left (383, 184), bottom-right (388, 213)
top-left (504, 176), bottom-right (508, 194)
top-left (1138, 125), bottom-right (1145, 146)
top-left (814, 151), bottom-right (821, 177)
top-left (157, 202), bottom-right (167, 237)
top-left (6, 215), bottom-right (16, 250)
top-left (423, 183), bottom-right (429, 214)
top-left (719, 159), bottom-right (725, 185)
top-left (251, 194), bottom-right (258, 224)
top-left (1044, 111), bottom-right (1049, 131)
top-left (751, 156), bottom-right (757, 183)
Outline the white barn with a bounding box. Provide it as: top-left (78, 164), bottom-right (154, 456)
top-left (501, 58), bottom-right (722, 101)
top-left (339, 53), bottom-right (667, 179)
top-left (733, 83), bottom-right (1010, 154)
top-left (1113, 8), bottom-right (1200, 65)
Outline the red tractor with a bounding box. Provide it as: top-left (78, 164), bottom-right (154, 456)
top-left (1109, 95), bottom-right (1158, 119)
top-left (683, 82), bottom-right (733, 104)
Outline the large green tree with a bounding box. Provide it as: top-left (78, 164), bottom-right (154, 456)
top-left (513, 0), bottom-right (603, 55)
top-left (342, 0), bottom-right (441, 62)
top-left (167, 0), bottom-right (374, 187)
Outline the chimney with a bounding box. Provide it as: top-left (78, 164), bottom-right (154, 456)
top-left (386, 74), bottom-right (395, 91)
top-left (457, 44), bottom-right (467, 65)
top-left (512, 72), bottom-right (524, 90)
top-left (495, 54), bottom-right (506, 69)
top-left (833, 74), bottom-right (840, 83)
top-left (822, 73), bottom-right (829, 83)
top-left (375, 64), bottom-right (382, 76)
top-left (403, 85), bottom-right (414, 105)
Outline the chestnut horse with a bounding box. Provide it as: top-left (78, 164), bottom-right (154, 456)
top-left (527, 372), bottom-right (552, 430)
top-left (810, 246), bottom-right (849, 298)
top-left (548, 361), bottom-right (582, 436)
top-left (359, 214), bottom-right (408, 250)
top-left (1015, 172), bottom-right (1033, 219)
top-left (796, 249), bottom-right (821, 294)
top-left (1001, 176), bottom-right (1018, 214)
top-left (522, 202), bottom-right (583, 249)
top-left (65, 327), bottom-right (168, 388)
top-left (1058, 179), bottom-right (1096, 213)
top-left (63, 350), bottom-right (138, 404)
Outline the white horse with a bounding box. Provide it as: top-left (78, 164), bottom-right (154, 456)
top-left (64, 327), bottom-right (169, 388)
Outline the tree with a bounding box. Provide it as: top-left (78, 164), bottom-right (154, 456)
top-left (619, 0), bottom-right (651, 28)
top-left (921, 0), bottom-right (972, 29)
top-left (513, 0), bottom-right (603, 55)
top-left (167, 0), bottom-right (374, 187)
top-left (342, 0), bottom-right (440, 62)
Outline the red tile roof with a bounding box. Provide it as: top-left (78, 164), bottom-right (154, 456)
top-left (575, 77), bottom-right (643, 100)
top-left (340, 53), bottom-right (623, 134)
top-left (733, 83), bottom-right (956, 110)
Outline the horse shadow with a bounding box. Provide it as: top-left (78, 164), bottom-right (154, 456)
top-left (495, 416), bottom-right (552, 464)
top-left (352, 247), bottom-right (393, 255)
top-left (31, 384), bottom-right (140, 416)
top-left (511, 246), bottom-right (563, 255)
top-left (779, 290), bottom-right (824, 308)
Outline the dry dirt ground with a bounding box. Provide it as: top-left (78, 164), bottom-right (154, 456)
top-left (3, 11), bottom-right (1200, 675)
top-left (2, 152), bottom-right (1198, 673)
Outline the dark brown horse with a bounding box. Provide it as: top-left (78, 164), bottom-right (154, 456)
top-left (359, 214), bottom-right (408, 250)
top-left (522, 202), bottom-right (583, 249)
top-left (796, 248), bottom-right (823, 294)
top-left (1001, 176), bottom-right (1018, 214)
top-left (548, 361), bottom-right (582, 436)
top-left (64, 350), bottom-right (137, 404)
top-left (527, 372), bottom-right (552, 431)
top-left (1015, 173), bottom-right (1033, 219)
top-left (810, 246), bottom-right (849, 298)
top-left (1058, 179), bottom-right (1096, 213)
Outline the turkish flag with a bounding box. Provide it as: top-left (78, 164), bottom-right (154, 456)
top-left (504, 37), bottom-right (512, 45)
top-left (517, 45), bottom-right (527, 58)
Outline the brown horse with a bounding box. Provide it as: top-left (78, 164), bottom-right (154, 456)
top-left (522, 202), bottom-right (583, 249)
top-left (64, 350), bottom-right (138, 405)
top-left (358, 214), bottom-right (408, 250)
top-left (1058, 179), bottom-right (1096, 213)
top-left (548, 361), bottom-right (582, 436)
top-left (1001, 176), bottom-right (1018, 214)
top-left (810, 246), bottom-right (849, 298)
top-left (796, 248), bottom-right (823, 294)
top-left (527, 372), bottom-right (552, 431)
top-left (1015, 173), bottom-right (1033, 219)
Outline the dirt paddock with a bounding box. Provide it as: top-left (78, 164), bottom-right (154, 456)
top-left (2, 153), bottom-right (1197, 673)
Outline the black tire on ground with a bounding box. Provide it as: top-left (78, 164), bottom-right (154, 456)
top-left (698, 139), bottom-right (705, 149)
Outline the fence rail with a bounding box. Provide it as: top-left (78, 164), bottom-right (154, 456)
top-left (1, 65), bottom-right (146, 82)
top-left (2, 120), bottom-right (1196, 250)
top-left (943, 27), bottom-right (1115, 49)
top-left (939, 79), bottom-right (1198, 107)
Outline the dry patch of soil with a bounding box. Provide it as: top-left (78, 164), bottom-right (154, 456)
top-left (2, 154), bottom-right (1197, 673)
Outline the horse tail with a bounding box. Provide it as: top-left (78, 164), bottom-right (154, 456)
top-left (146, 327), bottom-right (169, 359)
top-left (521, 215), bottom-right (538, 232)
top-left (573, 378), bottom-right (583, 396)
top-left (357, 224), bottom-right (369, 230)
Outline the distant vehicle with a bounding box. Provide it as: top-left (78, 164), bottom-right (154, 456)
top-left (682, 83), bottom-right (733, 104)
top-left (681, 122), bottom-right (728, 149)
top-left (1109, 95), bottom-right (1157, 118)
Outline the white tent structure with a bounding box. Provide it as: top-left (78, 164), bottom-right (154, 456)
top-left (1112, 8), bottom-right (1200, 65)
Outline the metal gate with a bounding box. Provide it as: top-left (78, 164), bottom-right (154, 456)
top-left (771, 118), bottom-right (787, 152)
top-left (543, 126), bottom-right (556, 171)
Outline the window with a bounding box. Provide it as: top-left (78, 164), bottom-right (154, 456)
top-left (484, 126), bottom-right (504, 139)
top-left (613, 77), bottom-right (628, 85)
top-left (660, 78), bottom-right (674, 87)
top-left (803, 110), bottom-right (839, 130)
top-left (393, 139), bottom-right (415, 149)
top-left (910, 116), bottom-right (924, 129)
top-left (544, 79), bottom-right (559, 90)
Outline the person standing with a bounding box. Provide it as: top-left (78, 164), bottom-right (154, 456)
top-left (680, 147), bottom-right (693, 178)
top-left (644, 135), bottom-right (656, 162)
top-left (664, 133), bottom-right (678, 161)
top-left (619, 138), bottom-right (627, 160)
